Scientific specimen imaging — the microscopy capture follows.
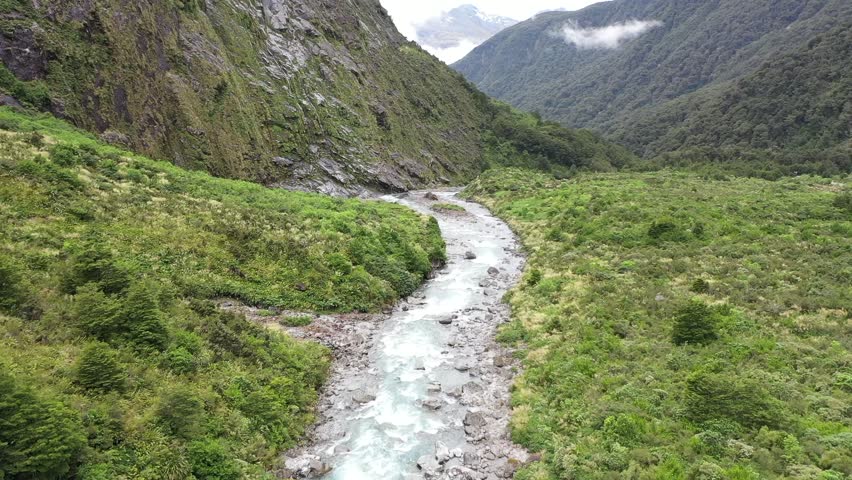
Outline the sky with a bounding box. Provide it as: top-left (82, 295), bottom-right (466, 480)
top-left (379, 0), bottom-right (600, 62)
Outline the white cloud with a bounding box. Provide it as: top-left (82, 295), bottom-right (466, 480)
top-left (422, 40), bottom-right (481, 64)
top-left (557, 19), bottom-right (663, 49)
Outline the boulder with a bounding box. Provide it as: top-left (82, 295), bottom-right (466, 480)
top-left (487, 267), bottom-right (500, 276)
top-left (435, 441), bottom-right (451, 464)
top-left (464, 251), bottom-right (477, 260)
top-left (351, 389), bottom-right (376, 404)
top-left (424, 192), bottom-right (439, 201)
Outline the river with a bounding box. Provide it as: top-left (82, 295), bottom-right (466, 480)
top-left (284, 191), bottom-right (527, 480)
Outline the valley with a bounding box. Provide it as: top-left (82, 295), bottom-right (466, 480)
top-left (0, 0), bottom-right (850, 479)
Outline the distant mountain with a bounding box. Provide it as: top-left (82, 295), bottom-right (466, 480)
top-left (455, 0), bottom-right (852, 167)
top-left (416, 5), bottom-right (517, 58)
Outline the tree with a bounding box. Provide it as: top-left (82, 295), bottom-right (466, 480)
top-left (75, 343), bottom-right (125, 394)
top-left (156, 388), bottom-right (204, 439)
top-left (60, 234), bottom-right (130, 295)
top-left (672, 300), bottom-right (718, 346)
top-left (0, 372), bottom-right (84, 478)
top-left (122, 280), bottom-right (169, 351)
top-left (74, 284), bottom-right (121, 341)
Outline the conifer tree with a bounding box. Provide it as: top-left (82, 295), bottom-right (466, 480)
top-left (75, 342), bottom-right (125, 394)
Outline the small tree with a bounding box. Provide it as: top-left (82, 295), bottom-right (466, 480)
top-left (672, 300), bottom-right (718, 346)
top-left (0, 373), bottom-right (85, 478)
top-left (74, 283), bottom-right (121, 341)
top-left (75, 343), bottom-right (125, 394)
top-left (122, 280), bottom-right (169, 351)
top-left (156, 388), bottom-right (204, 439)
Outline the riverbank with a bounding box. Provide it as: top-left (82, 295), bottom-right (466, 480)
top-left (274, 190), bottom-right (528, 480)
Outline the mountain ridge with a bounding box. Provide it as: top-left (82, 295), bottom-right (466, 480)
top-left (454, 0), bottom-right (852, 168)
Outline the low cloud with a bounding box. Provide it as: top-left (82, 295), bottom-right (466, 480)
top-left (556, 19), bottom-right (662, 49)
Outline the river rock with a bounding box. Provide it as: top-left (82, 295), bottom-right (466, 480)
top-left (464, 411), bottom-right (488, 428)
top-left (488, 266), bottom-right (500, 276)
top-left (436, 441), bottom-right (451, 464)
top-left (424, 192), bottom-right (439, 201)
top-left (446, 465), bottom-right (479, 480)
top-left (422, 398), bottom-right (443, 410)
top-left (417, 455), bottom-right (442, 478)
top-left (351, 389), bottom-right (375, 404)
top-left (447, 335), bottom-right (458, 346)
top-left (463, 451), bottom-right (481, 466)
top-left (438, 316), bottom-right (454, 325)
top-left (427, 382), bottom-right (442, 393)
top-left (465, 251), bottom-right (477, 260)
top-left (454, 360), bottom-right (472, 372)
top-left (493, 355), bottom-right (512, 368)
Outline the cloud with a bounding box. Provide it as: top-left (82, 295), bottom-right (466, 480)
top-left (423, 40), bottom-right (480, 64)
top-left (556, 19), bottom-right (662, 49)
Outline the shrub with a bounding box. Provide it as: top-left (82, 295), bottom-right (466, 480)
top-left (156, 388), bottom-right (204, 439)
top-left (0, 255), bottom-right (26, 315)
top-left (834, 192), bottom-right (852, 214)
top-left (61, 236), bottom-right (131, 295)
top-left (685, 372), bottom-right (785, 429)
top-left (691, 278), bottom-right (711, 294)
top-left (122, 280), bottom-right (169, 351)
top-left (74, 284), bottom-right (121, 341)
top-left (162, 346), bottom-right (198, 375)
top-left (0, 372), bottom-right (85, 478)
top-left (280, 315), bottom-right (312, 327)
top-left (648, 220), bottom-right (678, 239)
top-left (672, 300), bottom-right (718, 346)
top-left (26, 131), bottom-right (44, 148)
top-left (75, 343), bottom-right (125, 394)
top-left (187, 438), bottom-right (240, 480)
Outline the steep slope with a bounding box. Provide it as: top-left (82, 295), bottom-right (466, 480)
top-left (0, 107), bottom-right (449, 477)
top-left (0, 0), bottom-right (493, 194)
top-left (454, 0), bottom-right (852, 165)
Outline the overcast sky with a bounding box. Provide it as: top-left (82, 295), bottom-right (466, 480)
top-left (380, 1), bottom-right (599, 60)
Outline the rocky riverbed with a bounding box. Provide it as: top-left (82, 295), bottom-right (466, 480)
top-left (258, 191), bottom-right (527, 479)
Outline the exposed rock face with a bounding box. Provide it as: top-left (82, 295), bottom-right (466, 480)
top-left (1, 0), bottom-right (489, 193)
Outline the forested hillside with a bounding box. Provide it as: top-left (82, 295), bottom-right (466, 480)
top-left (0, 0), bottom-right (631, 194)
top-left (464, 168), bottom-right (852, 479)
top-left (0, 108), bottom-right (449, 478)
top-left (455, 0), bottom-right (852, 170)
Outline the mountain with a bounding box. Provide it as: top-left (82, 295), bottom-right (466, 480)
top-left (0, 0), bottom-right (632, 193)
top-left (454, 0), bottom-right (852, 169)
top-left (416, 5), bottom-right (517, 60)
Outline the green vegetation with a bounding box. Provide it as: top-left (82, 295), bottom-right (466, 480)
top-left (0, 107), bottom-right (448, 477)
top-left (464, 168), bottom-right (851, 479)
top-left (455, 0), bottom-right (852, 175)
top-left (280, 315), bottom-right (314, 327)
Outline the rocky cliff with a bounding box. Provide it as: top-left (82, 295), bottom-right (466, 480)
top-left (0, 0), bottom-right (493, 194)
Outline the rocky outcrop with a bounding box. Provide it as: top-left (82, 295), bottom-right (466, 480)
top-left (0, 0), bottom-right (489, 193)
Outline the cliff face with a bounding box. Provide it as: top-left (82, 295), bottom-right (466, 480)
top-left (0, 0), bottom-right (489, 194)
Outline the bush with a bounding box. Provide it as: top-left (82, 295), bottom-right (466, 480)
top-left (156, 388), bottom-right (204, 439)
top-left (0, 372), bottom-right (85, 478)
top-left (75, 343), bottom-right (125, 394)
top-left (691, 278), bottom-right (711, 294)
top-left (834, 192), bottom-right (852, 214)
top-left (672, 300), bottom-right (718, 346)
top-left (61, 236), bottom-right (131, 295)
top-left (0, 255), bottom-right (26, 315)
top-left (188, 439), bottom-right (240, 480)
top-left (685, 372), bottom-right (786, 429)
top-left (74, 284), bottom-right (122, 341)
top-left (648, 220), bottom-right (678, 239)
top-left (122, 280), bottom-right (169, 351)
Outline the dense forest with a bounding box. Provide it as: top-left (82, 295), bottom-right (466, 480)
top-left (0, 108), bottom-right (447, 478)
top-left (455, 0), bottom-right (852, 171)
top-left (464, 168), bottom-right (851, 479)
